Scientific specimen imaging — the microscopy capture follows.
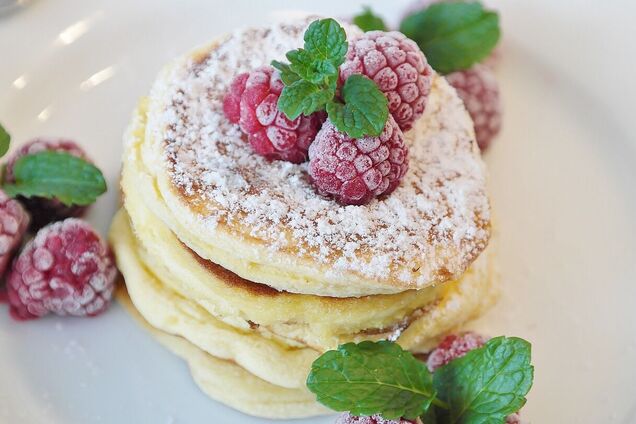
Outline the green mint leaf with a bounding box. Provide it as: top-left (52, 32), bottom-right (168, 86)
top-left (273, 19), bottom-right (349, 119)
top-left (287, 49), bottom-right (328, 84)
top-left (399, 2), bottom-right (500, 74)
top-left (433, 337), bottom-right (534, 424)
top-left (3, 151), bottom-right (107, 206)
top-left (271, 60), bottom-right (301, 85)
top-left (0, 122), bottom-right (10, 158)
top-left (303, 18), bottom-right (348, 67)
top-left (307, 340), bottom-right (436, 420)
top-left (283, 18), bottom-right (347, 84)
top-left (353, 6), bottom-right (387, 32)
top-left (326, 74), bottom-right (388, 138)
top-left (278, 80), bottom-right (333, 120)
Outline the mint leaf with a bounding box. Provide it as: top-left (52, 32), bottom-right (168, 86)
top-left (286, 49), bottom-right (328, 84)
top-left (281, 18), bottom-right (347, 85)
top-left (273, 19), bottom-right (349, 121)
top-left (400, 2), bottom-right (500, 74)
top-left (307, 341), bottom-right (436, 420)
top-left (327, 75), bottom-right (388, 138)
top-left (3, 151), bottom-right (107, 206)
top-left (271, 60), bottom-right (301, 85)
top-left (278, 80), bottom-right (333, 120)
top-left (0, 122), bottom-right (10, 158)
top-left (303, 18), bottom-right (348, 66)
top-left (353, 6), bottom-right (387, 32)
top-left (433, 337), bottom-right (534, 424)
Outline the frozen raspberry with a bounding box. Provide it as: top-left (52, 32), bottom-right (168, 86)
top-left (505, 413), bottom-right (522, 424)
top-left (222, 72), bottom-right (249, 124)
top-left (4, 139), bottom-right (91, 229)
top-left (308, 116), bottom-right (408, 205)
top-left (445, 64), bottom-right (502, 151)
top-left (0, 190), bottom-right (30, 279)
top-left (223, 66), bottom-right (325, 163)
top-left (340, 31), bottom-right (433, 131)
top-left (6, 218), bottom-right (117, 320)
top-left (335, 413), bottom-right (415, 424)
top-left (426, 332), bottom-right (487, 372)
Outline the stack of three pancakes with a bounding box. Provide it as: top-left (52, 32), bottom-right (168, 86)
top-left (109, 18), bottom-right (497, 419)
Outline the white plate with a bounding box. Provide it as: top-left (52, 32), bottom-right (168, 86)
top-left (1, 1), bottom-right (635, 423)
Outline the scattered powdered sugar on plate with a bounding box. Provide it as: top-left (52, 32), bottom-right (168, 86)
top-left (156, 17), bottom-right (490, 284)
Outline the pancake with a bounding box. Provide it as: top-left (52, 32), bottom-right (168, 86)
top-left (122, 137), bottom-right (473, 349)
top-left (109, 209), bottom-right (498, 389)
top-left (135, 17), bottom-right (491, 297)
top-left (116, 287), bottom-right (331, 419)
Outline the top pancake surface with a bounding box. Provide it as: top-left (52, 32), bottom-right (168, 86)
top-left (144, 17), bottom-right (490, 293)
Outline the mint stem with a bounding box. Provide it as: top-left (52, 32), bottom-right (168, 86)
top-left (431, 397), bottom-right (449, 410)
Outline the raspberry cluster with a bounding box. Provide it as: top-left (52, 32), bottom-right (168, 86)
top-left (223, 28), bottom-right (434, 205)
top-left (0, 139), bottom-right (115, 321)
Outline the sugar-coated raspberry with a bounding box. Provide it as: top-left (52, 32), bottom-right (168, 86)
top-left (222, 72), bottom-right (249, 124)
top-left (340, 31), bottom-right (433, 131)
top-left (4, 139), bottom-right (91, 229)
top-left (445, 64), bottom-right (502, 151)
top-left (0, 190), bottom-right (30, 279)
top-left (7, 218), bottom-right (117, 320)
top-left (426, 332), bottom-right (487, 372)
top-left (308, 116), bottom-right (408, 205)
top-left (223, 66), bottom-right (325, 163)
top-left (506, 413), bottom-right (522, 424)
top-left (335, 413), bottom-right (415, 424)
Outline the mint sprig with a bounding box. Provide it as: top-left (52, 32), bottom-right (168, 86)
top-left (434, 337), bottom-right (534, 423)
top-left (277, 79), bottom-right (335, 120)
top-left (273, 18), bottom-right (346, 119)
top-left (307, 341), bottom-right (439, 420)
top-left (272, 18), bottom-right (389, 137)
top-left (400, 2), bottom-right (500, 74)
top-left (2, 151), bottom-right (107, 206)
top-left (327, 75), bottom-right (388, 138)
top-left (306, 337), bottom-right (533, 423)
top-left (0, 122), bottom-right (11, 158)
top-left (353, 6), bottom-right (387, 32)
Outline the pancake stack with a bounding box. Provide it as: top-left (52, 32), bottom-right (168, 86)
top-left (109, 17), bottom-right (497, 419)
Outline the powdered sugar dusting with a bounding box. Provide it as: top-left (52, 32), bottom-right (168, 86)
top-left (155, 18), bottom-right (490, 285)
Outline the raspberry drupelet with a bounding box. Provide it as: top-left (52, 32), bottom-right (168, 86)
top-left (7, 218), bottom-right (117, 320)
top-left (336, 413), bottom-right (416, 424)
top-left (4, 139), bottom-right (91, 230)
top-left (223, 66), bottom-right (325, 163)
top-left (0, 190), bottom-right (30, 279)
top-left (340, 31), bottom-right (433, 131)
top-left (308, 115), bottom-right (408, 206)
top-left (445, 64), bottom-right (502, 151)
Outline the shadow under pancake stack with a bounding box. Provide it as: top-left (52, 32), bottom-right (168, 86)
top-left (109, 17), bottom-right (497, 419)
